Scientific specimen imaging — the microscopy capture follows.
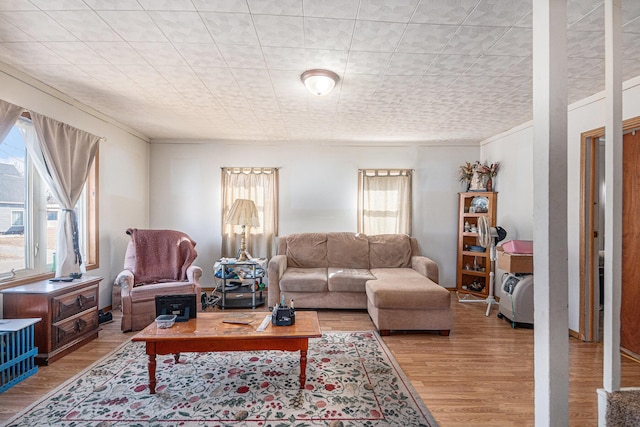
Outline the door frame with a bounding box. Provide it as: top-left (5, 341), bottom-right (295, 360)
top-left (579, 116), bottom-right (640, 341)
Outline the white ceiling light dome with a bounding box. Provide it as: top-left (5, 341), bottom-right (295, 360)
top-left (301, 69), bottom-right (339, 96)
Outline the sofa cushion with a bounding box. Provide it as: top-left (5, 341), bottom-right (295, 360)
top-left (328, 267), bottom-right (376, 292)
top-left (366, 273), bottom-right (450, 310)
top-left (129, 281), bottom-right (195, 303)
top-left (326, 233), bottom-right (370, 269)
top-left (285, 233), bottom-right (328, 268)
top-left (370, 268), bottom-right (422, 281)
top-left (280, 268), bottom-right (328, 292)
top-left (368, 234), bottom-right (412, 268)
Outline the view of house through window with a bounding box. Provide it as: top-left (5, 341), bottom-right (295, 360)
top-left (358, 169), bottom-right (412, 235)
top-left (0, 118), bottom-right (95, 281)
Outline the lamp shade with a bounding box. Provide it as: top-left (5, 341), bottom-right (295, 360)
top-left (301, 69), bottom-right (339, 96)
top-left (225, 199), bottom-right (260, 227)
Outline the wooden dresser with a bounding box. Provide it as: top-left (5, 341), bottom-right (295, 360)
top-left (1, 276), bottom-right (102, 365)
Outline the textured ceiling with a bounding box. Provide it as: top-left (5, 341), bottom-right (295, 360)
top-left (0, 0), bottom-right (639, 144)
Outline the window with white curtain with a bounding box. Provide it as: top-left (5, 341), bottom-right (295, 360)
top-left (358, 169), bottom-right (412, 235)
top-left (221, 167), bottom-right (278, 259)
top-left (0, 118), bottom-right (97, 282)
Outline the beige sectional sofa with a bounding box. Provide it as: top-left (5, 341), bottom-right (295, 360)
top-left (267, 232), bottom-right (453, 335)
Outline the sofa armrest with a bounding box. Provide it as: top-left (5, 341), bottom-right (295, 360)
top-left (115, 270), bottom-right (135, 321)
top-left (411, 256), bottom-right (439, 284)
top-left (186, 265), bottom-right (203, 286)
top-left (115, 269), bottom-right (134, 292)
top-left (115, 266), bottom-right (203, 305)
top-left (267, 255), bottom-right (288, 308)
top-left (187, 265), bottom-right (203, 310)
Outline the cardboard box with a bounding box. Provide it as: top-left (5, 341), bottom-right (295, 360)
top-left (497, 246), bottom-right (533, 273)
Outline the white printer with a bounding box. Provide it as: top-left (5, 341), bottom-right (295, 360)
top-left (497, 273), bottom-right (534, 328)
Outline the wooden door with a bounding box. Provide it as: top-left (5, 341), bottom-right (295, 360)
top-left (622, 131), bottom-right (640, 355)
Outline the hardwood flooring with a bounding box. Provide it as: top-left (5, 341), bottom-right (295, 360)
top-left (1, 295), bottom-right (639, 426)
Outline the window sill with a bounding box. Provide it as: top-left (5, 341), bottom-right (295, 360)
top-left (0, 263), bottom-right (98, 291)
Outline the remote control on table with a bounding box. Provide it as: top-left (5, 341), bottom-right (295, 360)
top-left (256, 315), bottom-right (271, 332)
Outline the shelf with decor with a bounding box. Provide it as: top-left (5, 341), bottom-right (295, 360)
top-left (212, 258), bottom-right (267, 309)
top-left (456, 192), bottom-right (497, 298)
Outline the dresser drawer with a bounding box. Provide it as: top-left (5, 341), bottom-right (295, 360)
top-left (52, 309), bottom-right (99, 350)
top-left (52, 284), bottom-right (98, 322)
top-left (1, 276), bottom-right (103, 365)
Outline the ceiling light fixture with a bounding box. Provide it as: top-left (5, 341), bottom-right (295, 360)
top-left (300, 69), bottom-right (339, 96)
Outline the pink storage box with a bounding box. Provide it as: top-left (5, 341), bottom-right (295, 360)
top-left (501, 240), bottom-right (533, 254)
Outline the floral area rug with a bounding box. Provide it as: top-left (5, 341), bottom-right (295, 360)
top-left (6, 331), bottom-right (438, 426)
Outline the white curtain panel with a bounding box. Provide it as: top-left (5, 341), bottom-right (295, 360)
top-left (221, 167), bottom-right (278, 260)
top-left (0, 99), bottom-right (24, 143)
top-left (27, 113), bottom-right (102, 276)
top-left (360, 170), bottom-right (412, 235)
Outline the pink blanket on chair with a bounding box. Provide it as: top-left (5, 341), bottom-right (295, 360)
top-left (126, 228), bottom-right (198, 285)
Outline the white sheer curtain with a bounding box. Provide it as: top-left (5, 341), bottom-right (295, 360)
top-left (221, 167), bottom-right (278, 259)
top-left (358, 169), bottom-right (412, 235)
top-left (24, 113), bottom-right (102, 276)
top-left (0, 99), bottom-right (24, 142)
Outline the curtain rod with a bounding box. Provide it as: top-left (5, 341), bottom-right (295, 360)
top-left (221, 167), bottom-right (280, 176)
top-left (358, 168), bottom-right (414, 171)
top-left (359, 169), bottom-right (413, 177)
top-left (19, 110), bottom-right (106, 142)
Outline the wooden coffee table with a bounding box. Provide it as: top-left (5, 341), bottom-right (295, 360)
top-left (131, 311), bottom-right (322, 394)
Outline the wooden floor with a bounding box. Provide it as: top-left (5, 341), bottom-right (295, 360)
top-left (1, 295), bottom-right (640, 426)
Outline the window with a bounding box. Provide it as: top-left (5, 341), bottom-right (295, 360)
top-left (0, 118), bottom-right (98, 284)
top-left (221, 167), bottom-right (278, 259)
top-left (11, 210), bottom-right (23, 226)
top-left (358, 169), bottom-right (412, 235)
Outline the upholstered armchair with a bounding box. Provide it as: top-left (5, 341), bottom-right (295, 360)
top-left (115, 228), bottom-right (203, 332)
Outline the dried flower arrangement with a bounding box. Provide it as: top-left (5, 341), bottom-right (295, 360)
top-left (458, 162), bottom-right (475, 184)
top-left (458, 161), bottom-right (500, 191)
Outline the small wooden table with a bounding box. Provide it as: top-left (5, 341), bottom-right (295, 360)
top-left (131, 311), bottom-right (322, 394)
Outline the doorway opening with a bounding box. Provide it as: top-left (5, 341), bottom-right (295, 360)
top-left (579, 116), bottom-right (640, 349)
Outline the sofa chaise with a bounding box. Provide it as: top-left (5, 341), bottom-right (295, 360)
top-left (267, 232), bottom-right (453, 335)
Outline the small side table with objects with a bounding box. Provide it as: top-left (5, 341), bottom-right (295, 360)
top-left (204, 258), bottom-right (267, 309)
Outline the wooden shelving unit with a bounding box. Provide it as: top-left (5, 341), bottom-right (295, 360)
top-left (456, 192), bottom-right (497, 298)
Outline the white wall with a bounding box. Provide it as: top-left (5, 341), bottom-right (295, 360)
top-left (481, 125), bottom-right (535, 240)
top-left (149, 141), bottom-right (479, 288)
top-left (0, 67), bottom-right (150, 308)
top-left (481, 76), bottom-right (640, 332)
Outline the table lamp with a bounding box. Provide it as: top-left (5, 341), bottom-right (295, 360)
top-left (225, 199), bottom-right (260, 261)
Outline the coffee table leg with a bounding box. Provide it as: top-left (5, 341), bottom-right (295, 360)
top-left (299, 350), bottom-right (308, 389)
top-left (174, 352), bottom-right (180, 363)
top-left (147, 348), bottom-right (157, 394)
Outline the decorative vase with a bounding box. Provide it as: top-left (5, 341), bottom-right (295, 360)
top-left (486, 177), bottom-right (493, 192)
